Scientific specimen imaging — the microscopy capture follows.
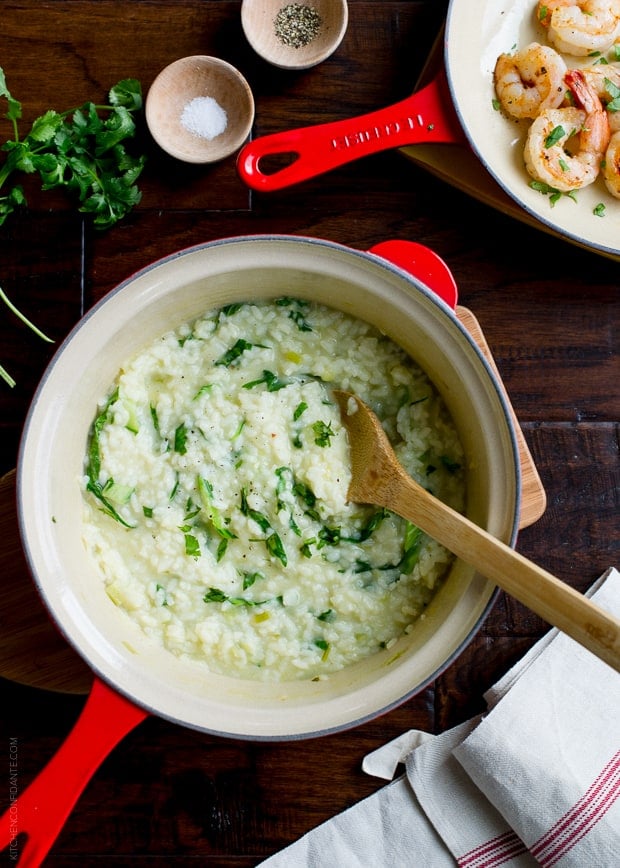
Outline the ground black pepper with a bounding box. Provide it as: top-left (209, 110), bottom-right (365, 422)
top-left (274, 4), bottom-right (322, 49)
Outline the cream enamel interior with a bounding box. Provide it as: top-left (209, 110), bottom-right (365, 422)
top-left (18, 236), bottom-right (520, 739)
top-left (446, 0), bottom-right (620, 259)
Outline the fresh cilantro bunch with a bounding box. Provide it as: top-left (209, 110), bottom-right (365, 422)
top-left (0, 69), bottom-right (145, 229)
top-left (0, 70), bottom-right (146, 386)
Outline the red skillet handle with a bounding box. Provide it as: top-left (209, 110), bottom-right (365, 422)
top-left (237, 72), bottom-right (464, 192)
top-left (0, 677), bottom-right (147, 866)
top-left (368, 240), bottom-right (458, 309)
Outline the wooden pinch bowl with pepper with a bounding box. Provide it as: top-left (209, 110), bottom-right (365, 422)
top-left (241, 0), bottom-right (348, 70)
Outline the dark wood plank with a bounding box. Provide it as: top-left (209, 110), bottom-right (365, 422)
top-left (0, 1), bottom-right (618, 864)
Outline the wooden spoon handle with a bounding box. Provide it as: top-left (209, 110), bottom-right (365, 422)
top-left (391, 474), bottom-right (620, 673)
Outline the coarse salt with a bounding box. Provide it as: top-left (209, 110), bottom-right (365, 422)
top-left (180, 96), bottom-right (228, 140)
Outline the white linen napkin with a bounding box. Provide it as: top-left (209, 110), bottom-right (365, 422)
top-left (256, 568), bottom-right (619, 868)
top-left (452, 567), bottom-right (620, 867)
top-left (256, 772), bottom-right (456, 867)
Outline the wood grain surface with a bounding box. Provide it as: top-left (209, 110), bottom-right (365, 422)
top-left (0, 1), bottom-right (618, 865)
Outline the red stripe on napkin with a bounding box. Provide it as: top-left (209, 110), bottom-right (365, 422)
top-left (458, 830), bottom-right (527, 867)
top-left (531, 750), bottom-right (620, 867)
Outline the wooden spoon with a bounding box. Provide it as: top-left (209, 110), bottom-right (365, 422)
top-left (334, 390), bottom-right (620, 673)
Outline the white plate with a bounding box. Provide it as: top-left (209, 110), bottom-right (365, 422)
top-left (446, 0), bottom-right (620, 259)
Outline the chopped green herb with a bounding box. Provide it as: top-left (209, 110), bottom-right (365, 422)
top-left (231, 418), bottom-right (245, 440)
top-left (265, 531), bottom-right (287, 566)
top-left (312, 419), bottom-right (334, 447)
top-left (184, 532), bottom-right (201, 557)
top-left (243, 369), bottom-right (288, 391)
top-left (240, 488), bottom-right (287, 566)
top-left (343, 508), bottom-right (388, 543)
top-left (293, 401), bottom-right (308, 420)
top-left (318, 525), bottom-right (341, 547)
top-left (313, 638), bottom-right (330, 661)
top-left (544, 125), bottom-right (565, 148)
top-left (203, 586), bottom-right (274, 607)
top-left (242, 571), bottom-right (264, 590)
top-left (197, 476), bottom-right (237, 540)
top-left (604, 78), bottom-right (620, 112)
top-left (203, 587), bottom-right (228, 603)
top-left (143, 505), bottom-right (154, 518)
top-left (150, 404), bottom-right (161, 435)
top-left (193, 384), bottom-right (212, 401)
top-left (215, 338), bottom-right (266, 367)
top-left (174, 422), bottom-right (188, 454)
top-left (317, 609), bottom-right (335, 622)
top-left (86, 387), bottom-right (119, 480)
top-left (240, 488), bottom-right (271, 532)
top-left (398, 523), bottom-right (423, 575)
top-left (594, 202), bottom-right (606, 217)
top-left (86, 478), bottom-right (136, 528)
top-left (218, 303), bottom-right (244, 319)
top-left (529, 179), bottom-right (569, 206)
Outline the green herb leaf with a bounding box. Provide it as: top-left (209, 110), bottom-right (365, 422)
top-left (293, 401), bottom-right (308, 420)
top-left (86, 387), bottom-right (119, 481)
top-left (240, 487), bottom-right (272, 532)
top-left (242, 571), bottom-right (264, 590)
top-left (398, 523), bottom-right (423, 575)
top-left (109, 78), bottom-right (143, 111)
top-left (243, 369), bottom-right (288, 391)
top-left (544, 125), bottom-right (565, 148)
top-left (174, 423), bottom-right (188, 454)
top-left (197, 476), bottom-right (237, 540)
top-left (312, 419), bottom-right (334, 447)
top-left (265, 531), bottom-right (287, 566)
top-left (203, 586), bottom-right (272, 607)
top-left (215, 338), bottom-right (265, 367)
top-left (86, 478), bottom-right (136, 527)
top-left (184, 533), bottom-right (201, 557)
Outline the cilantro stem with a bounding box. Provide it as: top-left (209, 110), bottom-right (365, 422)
top-left (0, 286), bottom-right (53, 342)
top-left (0, 363), bottom-right (16, 388)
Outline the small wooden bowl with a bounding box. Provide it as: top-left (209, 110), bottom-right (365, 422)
top-left (145, 56), bottom-right (255, 164)
top-left (241, 0), bottom-right (348, 70)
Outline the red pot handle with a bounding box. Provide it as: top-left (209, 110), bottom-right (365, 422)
top-left (237, 72), bottom-right (464, 192)
top-left (368, 240), bottom-right (458, 309)
top-left (0, 677), bottom-right (147, 866)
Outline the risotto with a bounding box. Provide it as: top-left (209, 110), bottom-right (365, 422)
top-left (82, 298), bottom-right (465, 682)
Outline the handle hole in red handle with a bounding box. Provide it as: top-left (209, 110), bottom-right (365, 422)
top-left (256, 151), bottom-right (300, 176)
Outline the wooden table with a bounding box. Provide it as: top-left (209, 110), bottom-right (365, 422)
top-left (0, 2), bottom-right (617, 864)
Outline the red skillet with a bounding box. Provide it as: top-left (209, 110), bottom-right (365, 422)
top-left (0, 239), bottom-right (457, 867)
top-left (237, 70), bottom-right (465, 191)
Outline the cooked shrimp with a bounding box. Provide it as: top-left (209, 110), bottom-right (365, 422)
top-left (524, 69), bottom-right (610, 191)
top-left (536, 0), bottom-right (620, 57)
top-left (581, 64), bottom-right (620, 131)
top-left (494, 42), bottom-right (568, 119)
top-left (603, 130), bottom-right (620, 195)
